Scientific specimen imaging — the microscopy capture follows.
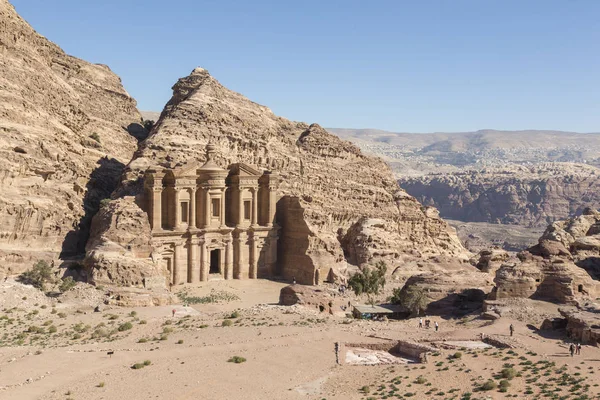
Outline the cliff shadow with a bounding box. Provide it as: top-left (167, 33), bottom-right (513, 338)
top-left (426, 289), bottom-right (487, 317)
top-left (274, 196), bottom-right (316, 285)
top-left (575, 257), bottom-right (600, 280)
top-left (60, 156), bottom-right (125, 260)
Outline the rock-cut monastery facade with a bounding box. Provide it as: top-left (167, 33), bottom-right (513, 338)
top-left (143, 144), bottom-right (280, 285)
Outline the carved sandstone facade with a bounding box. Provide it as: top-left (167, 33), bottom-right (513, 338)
top-left (143, 144), bottom-right (279, 285)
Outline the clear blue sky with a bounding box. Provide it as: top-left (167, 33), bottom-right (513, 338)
top-left (11, 0), bottom-right (600, 133)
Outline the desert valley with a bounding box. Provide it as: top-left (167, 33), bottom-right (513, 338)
top-left (1, 1), bottom-right (600, 400)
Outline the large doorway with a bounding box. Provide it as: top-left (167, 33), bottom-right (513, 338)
top-left (210, 249), bottom-right (220, 274)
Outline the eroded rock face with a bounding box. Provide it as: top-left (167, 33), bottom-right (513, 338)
top-left (491, 209), bottom-right (600, 304)
top-left (89, 67), bottom-right (470, 286)
top-left (84, 198), bottom-right (165, 287)
top-left (399, 268), bottom-right (494, 315)
top-left (0, 0), bottom-right (142, 276)
top-left (399, 164), bottom-right (600, 227)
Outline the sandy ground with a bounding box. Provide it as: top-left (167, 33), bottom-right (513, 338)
top-left (1, 280), bottom-right (599, 400)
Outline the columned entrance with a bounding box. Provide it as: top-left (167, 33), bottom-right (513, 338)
top-left (210, 249), bottom-right (220, 274)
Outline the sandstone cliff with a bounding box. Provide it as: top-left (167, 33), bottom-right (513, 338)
top-left (0, 0), bottom-right (142, 276)
top-left (489, 209), bottom-right (600, 305)
top-left (399, 163), bottom-right (600, 227)
top-left (88, 67), bottom-right (470, 286)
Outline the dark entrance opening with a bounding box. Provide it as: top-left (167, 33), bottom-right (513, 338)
top-left (210, 249), bottom-right (220, 274)
top-left (578, 284), bottom-right (584, 293)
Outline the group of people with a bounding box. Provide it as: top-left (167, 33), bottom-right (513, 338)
top-left (419, 317), bottom-right (439, 331)
top-left (569, 342), bottom-right (582, 357)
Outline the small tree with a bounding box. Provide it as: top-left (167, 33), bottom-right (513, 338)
top-left (20, 260), bottom-right (54, 291)
top-left (89, 132), bottom-right (101, 143)
top-left (143, 120), bottom-right (155, 131)
top-left (392, 285), bottom-right (429, 316)
top-left (348, 261), bottom-right (387, 303)
top-left (59, 276), bottom-right (76, 293)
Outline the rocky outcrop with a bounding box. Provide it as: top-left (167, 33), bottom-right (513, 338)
top-left (491, 209), bottom-right (600, 304)
top-left (399, 163), bottom-right (600, 227)
top-left (84, 198), bottom-right (165, 287)
top-left (475, 249), bottom-right (510, 275)
top-left (88, 67), bottom-right (471, 286)
top-left (559, 307), bottom-right (600, 345)
top-left (399, 268), bottom-right (494, 315)
top-left (0, 0), bottom-right (142, 277)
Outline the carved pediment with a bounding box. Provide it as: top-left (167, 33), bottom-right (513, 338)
top-left (228, 162), bottom-right (262, 177)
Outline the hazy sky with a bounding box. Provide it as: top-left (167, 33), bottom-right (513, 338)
top-left (11, 0), bottom-right (600, 133)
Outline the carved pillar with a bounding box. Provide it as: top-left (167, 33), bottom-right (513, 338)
top-left (237, 188), bottom-right (244, 227)
top-left (174, 187), bottom-right (181, 230)
top-left (189, 188), bottom-right (197, 229)
top-left (225, 238), bottom-right (234, 280)
top-left (268, 185), bottom-right (276, 227)
top-left (234, 236), bottom-right (243, 279)
top-left (251, 188), bottom-right (258, 227)
top-left (199, 240), bottom-right (207, 281)
top-left (189, 239), bottom-right (198, 283)
top-left (203, 188), bottom-right (210, 229)
top-left (249, 235), bottom-right (257, 279)
top-left (173, 243), bottom-right (182, 285)
top-left (220, 188), bottom-right (226, 227)
top-left (151, 187), bottom-right (162, 231)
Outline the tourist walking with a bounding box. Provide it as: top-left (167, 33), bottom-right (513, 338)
top-left (576, 343), bottom-right (582, 355)
top-left (509, 324), bottom-right (514, 337)
top-left (419, 318), bottom-right (423, 328)
top-left (569, 343), bottom-right (575, 357)
top-left (435, 321), bottom-right (439, 332)
top-left (172, 308), bottom-right (176, 318)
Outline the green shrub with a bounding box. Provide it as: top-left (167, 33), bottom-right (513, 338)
top-left (48, 325), bottom-right (57, 334)
top-left (19, 260), bottom-right (54, 290)
top-left (143, 360), bottom-right (151, 366)
top-left (229, 311), bottom-right (240, 319)
top-left (228, 356), bottom-right (246, 363)
top-left (90, 132), bottom-right (101, 143)
top-left (415, 376), bottom-right (427, 384)
top-left (453, 352), bottom-right (463, 359)
top-left (131, 363), bottom-right (145, 370)
top-left (176, 339), bottom-right (184, 344)
top-left (480, 380), bottom-right (497, 391)
top-left (499, 379), bottom-right (510, 392)
top-left (138, 338), bottom-right (148, 343)
top-left (118, 322), bottom-right (133, 332)
top-left (58, 276), bottom-right (76, 292)
top-left (139, 320), bottom-right (147, 325)
top-left (58, 312), bottom-right (67, 318)
top-left (222, 319), bottom-right (233, 327)
top-left (97, 382), bottom-right (105, 388)
top-left (501, 367), bottom-right (517, 380)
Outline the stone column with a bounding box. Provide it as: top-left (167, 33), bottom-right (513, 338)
top-left (204, 188), bottom-right (210, 229)
top-left (199, 241), bottom-right (207, 281)
top-left (151, 187), bottom-right (162, 231)
top-left (189, 188), bottom-right (197, 229)
top-left (237, 188), bottom-right (244, 227)
top-left (249, 235), bottom-right (258, 279)
top-left (251, 188), bottom-right (258, 227)
top-left (268, 185), bottom-right (276, 227)
top-left (225, 239), bottom-right (234, 280)
top-left (173, 243), bottom-right (181, 285)
top-left (234, 236), bottom-right (243, 279)
top-left (189, 240), bottom-right (198, 283)
top-left (174, 188), bottom-right (181, 230)
top-left (220, 188), bottom-right (226, 227)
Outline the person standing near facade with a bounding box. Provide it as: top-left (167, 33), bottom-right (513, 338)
top-left (419, 318), bottom-right (423, 329)
top-left (435, 321), bottom-right (439, 332)
top-left (509, 324), bottom-right (514, 337)
top-left (569, 343), bottom-right (575, 357)
top-left (576, 343), bottom-right (582, 355)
